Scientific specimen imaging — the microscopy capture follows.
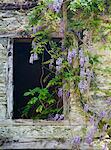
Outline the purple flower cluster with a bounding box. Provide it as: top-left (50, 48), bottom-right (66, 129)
top-left (48, 114), bottom-right (64, 121)
top-left (32, 26), bottom-right (41, 34)
top-left (78, 80), bottom-right (88, 93)
top-left (80, 68), bottom-right (85, 78)
top-left (56, 57), bottom-right (62, 65)
top-left (86, 68), bottom-right (91, 81)
top-left (99, 111), bottom-right (106, 120)
top-left (66, 91), bottom-right (70, 98)
top-left (85, 126), bottom-right (97, 145)
top-left (32, 41), bottom-right (36, 49)
top-left (56, 57), bottom-right (62, 72)
top-left (48, 0), bottom-right (63, 13)
top-left (53, 114), bottom-right (64, 121)
top-left (79, 48), bottom-right (84, 59)
top-left (58, 88), bottom-right (63, 98)
top-left (29, 53), bottom-right (38, 64)
top-left (83, 104), bottom-right (89, 112)
top-left (85, 135), bottom-right (93, 145)
top-left (72, 136), bottom-right (81, 145)
top-left (105, 97), bottom-right (111, 105)
top-left (102, 143), bottom-right (107, 150)
top-left (67, 49), bottom-right (77, 64)
top-left (49, 59), bottom-right (54, 69)
top-left (89, 116), bottom-right (95, 125)
top-left (80, 57), bottom-right (85, 67)
top-left (78, 48), bottom-right (92, 94)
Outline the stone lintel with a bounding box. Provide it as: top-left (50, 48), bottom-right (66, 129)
top-left (0, 2), bottom-right (38, 10)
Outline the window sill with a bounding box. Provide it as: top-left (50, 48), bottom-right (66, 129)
top-left (0, 119), bottom-right (70, 126)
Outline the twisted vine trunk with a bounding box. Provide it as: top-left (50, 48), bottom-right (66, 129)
top-left (62, 0), bottom-right (69, 119)
top-left (70, 56), bottom-right (85, 124)
top-left (62, 1), bottom-right (85, 123)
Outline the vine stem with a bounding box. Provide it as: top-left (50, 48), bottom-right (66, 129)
top-left (40, 52), bottom-right (44, 88)
top-left (62, 0), bottom-right (70, 120)
top-left (62, 2), bottom-right (74, 149)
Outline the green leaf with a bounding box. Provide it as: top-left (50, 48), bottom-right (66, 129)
top-left (36, 105), bottom-right (43, 113)
top-left (28, 97), bottom-right (38, 105)
top-left (24, 91), bottom-right (32, 96)
top-left (47, 99), bottom-right (55, 105)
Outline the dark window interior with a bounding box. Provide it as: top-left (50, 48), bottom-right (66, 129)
top-left (13, 38), bottom-right (62, 119)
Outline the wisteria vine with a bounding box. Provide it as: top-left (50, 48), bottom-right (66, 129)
top-left (23, 0), bottom-right (111, 149)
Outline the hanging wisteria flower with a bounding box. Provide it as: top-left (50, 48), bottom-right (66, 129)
top-left (86, 68), bottom-right (93, 86)
top-left (83, 104), bottom-right (89, 112)
top-left (56, 57), bottom-right (62, 66)
top-left (89, 116), bottom-right (95, 124)
top-left (80, 57), bottom-right (85, 67)
top-left (85, 135), bottom-right (93, 145)
top-left (53, 114), bottom-right (60, 121)
top-left (29, 53), bottom-right (38, 64)
top-left (86, 68), bottom-right (91, 78)
top-left (56, 57), bottom-right (62, 73)
top-left (79, 48), bottom-right (84, 58)
top-left (102, 143), bottom-right (107, 150)
top-left (72, 136), bottom-right (81, 145)
top-left (78, 80), bottom-right (88, 93)
top-left (58, 88), bottom-right (63, 98)
top-left (61, 46), bottom-right (65, 51)
top-left (71, 49), bottom-right (77, 57)
top-left (99, 111), bottom-right (106, 119)
top-left (66, 91), bottom-right (70, 98)
top-left (33, 53), bottom-right (38, 61)
top-left (67, 49), bottom-right (77, 64)
top-left (85, 126), bottom-right (97, 145)
top-left (48, 0), bottom-right (63, 13)
top-left (29, 54), bottom-right (34, 64)
top-left (80, 68), bottom-right (85, 78)
top-left (58, 114), bottom-right (64, 120)
top-left (67, 51), bottom-right (72, 64)
top-left (32, 41), bottom-right (36, 49)
top-left (105, 97), bottom-right (111, 105)
top-left (36, 26), bottom-right (42, 32)
top-left (32, 26), bottom-right (42, 34)
top-left (32, 26), bottom-right (37, 34)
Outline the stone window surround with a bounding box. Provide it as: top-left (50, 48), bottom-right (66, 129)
top-left (6, 36), bottom-right (70, 124)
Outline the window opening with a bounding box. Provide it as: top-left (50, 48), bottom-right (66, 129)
top-left (13, 38), bottom-right (63, 119)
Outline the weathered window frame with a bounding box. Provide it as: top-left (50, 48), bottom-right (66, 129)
top-left (6, 37), bottom-right (69, 120)
top-left (7, 38), bottom-right (14, 119)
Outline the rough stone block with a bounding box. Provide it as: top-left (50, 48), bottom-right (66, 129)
top-left (0, 104), bottom-right (6, 119)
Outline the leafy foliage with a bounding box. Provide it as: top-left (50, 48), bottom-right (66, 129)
top-left (22, 87), bottom-right (62, 119)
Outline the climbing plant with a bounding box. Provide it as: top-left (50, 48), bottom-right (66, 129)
top-left (22, 0), bottom-right (111, 148)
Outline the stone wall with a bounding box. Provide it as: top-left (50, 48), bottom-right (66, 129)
top-left (0, 10), bottom-right (28, 35)
top-left (0, 38), bottom-right (7, 119)
top-left (0, 3), bottom-right (110, 150)
top-left (0, 9), bottom-right (29, 120)
top-left (0, 0), bottom-right (26, 3)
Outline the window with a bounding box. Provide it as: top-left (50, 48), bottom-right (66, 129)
top-left (10, 38), bottom-right (64, 119)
